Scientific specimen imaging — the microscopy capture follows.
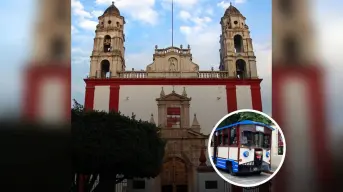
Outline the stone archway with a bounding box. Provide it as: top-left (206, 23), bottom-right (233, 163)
top-left (235, 59), bottom-right (246, 79)
top-left (161, 157), bottom-right (188, 192)
top-left (100, 60), bottom-right (110, 78)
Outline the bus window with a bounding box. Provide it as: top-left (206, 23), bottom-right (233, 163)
top-left (218, 131), bottom-right (223, 146)
top-left (263, 134), bottom-right (271, 148)
top-left (229, 128), bottom-right (237, 145)
top-left (223, 130), bottom-right (228, 146)
top-left (254, 132), bottom-right (265, 148)
top-left (241, 131), bottom-right (254, 147)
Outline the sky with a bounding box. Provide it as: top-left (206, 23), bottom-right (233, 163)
top-left (71, 0), bottom-right (272, 114)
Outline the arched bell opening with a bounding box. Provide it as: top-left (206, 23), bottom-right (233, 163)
top-left (236, 59), bottom-right (246, 79)
top-left (283, 35), bottom-right (299, 64)
top-left (234, 35), bottom-right (243, 53)
top-left (100, 60), bottom-right (110, 78)
top-left (51, 36), bottom-right (64, 61)
top-left (103, 35), bottom-right (112, 52)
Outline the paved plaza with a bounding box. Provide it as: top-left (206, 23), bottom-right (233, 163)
top-left (219, 170), bottom-right (272, 186)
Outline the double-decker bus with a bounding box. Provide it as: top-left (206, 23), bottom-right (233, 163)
top-left (209, 120), bottom-right (275, 175)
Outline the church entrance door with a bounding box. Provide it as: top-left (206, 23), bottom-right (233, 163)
top-left (161, 157), bottom-right (188, 192)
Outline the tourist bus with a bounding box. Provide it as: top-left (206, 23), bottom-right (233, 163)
top-left (210, 120), bottom-right (275, 175)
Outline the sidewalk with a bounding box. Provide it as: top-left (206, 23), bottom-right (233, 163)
top-left (263, 166), bottom-right (277, 174)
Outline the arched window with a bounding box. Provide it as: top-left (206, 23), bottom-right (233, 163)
top-left (103, 35), bottom-right (111, 52)
top-left (51, 36), bottom-right (64, 61)
top-left (283, 35), bottom-right (299, 63)
top-left (234, 35), bottom-right (243, 53)
top-left (100, 60), bottom-right (110, 78)
top-left (236, 59), bottom-right (246, 79)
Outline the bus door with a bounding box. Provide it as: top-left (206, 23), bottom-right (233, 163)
top-left (213, 131), bottom-right (218, 164)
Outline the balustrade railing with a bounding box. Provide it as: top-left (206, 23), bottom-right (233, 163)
top-left (86, 71), bottom-right (256, 79)
top-left (120, 71), bottom-right (147, 78)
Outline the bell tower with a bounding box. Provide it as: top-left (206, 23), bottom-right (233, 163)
top-left (89, 1), bottom-right (125, 78)
top-left (32, 0), bottom-right (70, 63)
top-left (273, 0), bottom-right (314, 64)
top-left (219, 3), bottom-right (258, 79)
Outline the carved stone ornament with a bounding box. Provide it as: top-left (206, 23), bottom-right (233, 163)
top-left (168, 57), bottom-right (177, 71)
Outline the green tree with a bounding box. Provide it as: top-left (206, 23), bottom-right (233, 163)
top-left (238, 112), bottom-right (272, 125)
top-left (218, 111), bottom-right (272, 128)
top-left (72, 100), bottom-right (166, 192)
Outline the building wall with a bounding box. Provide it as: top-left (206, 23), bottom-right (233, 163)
top-left (93, 85), bottom-right (110, 112)
top-left (197, 172), bottom-right (227, 192)
top-left (91, 84), bottom-right (257, 134)
top-left (85, 79), bottom-right (263, 192)
top-left (236, 85), bottom-right (252, 109)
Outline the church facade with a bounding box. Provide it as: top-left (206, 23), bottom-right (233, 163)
top-left (84, 2), bottom-right (264, 192)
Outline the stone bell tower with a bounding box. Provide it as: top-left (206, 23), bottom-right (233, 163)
top-left (24, 0), bottom-right (70, 123)
top-left (32, 0), bottom-right (70, 63)
top-left (219, 3), bottom-right (258, 79)
top-left (272, 0), bottom-right (314, 64)
top-left (89, 1), bottom-right (125, 78)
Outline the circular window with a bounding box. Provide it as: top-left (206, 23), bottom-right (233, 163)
top-left (108, 20), bottom-right (112, 24)
top-left (234, 21), bottom-right (238, 24)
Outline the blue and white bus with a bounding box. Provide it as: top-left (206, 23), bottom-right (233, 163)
top-left (209, 120), bottom-right (275, 175)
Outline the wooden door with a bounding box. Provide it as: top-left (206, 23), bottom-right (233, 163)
top-left (161, 157), bottom-right (188, 192)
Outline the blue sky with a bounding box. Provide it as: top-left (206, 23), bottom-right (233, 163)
top-left (71, 0), bottom-right (272, 113)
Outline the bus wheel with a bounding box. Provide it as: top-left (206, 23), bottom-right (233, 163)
top-left (253, 171), bottom-right (261, 175)
top-left (227, 162), bottom-right (237, 176)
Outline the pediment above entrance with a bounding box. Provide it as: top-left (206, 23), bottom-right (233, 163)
top-left (156, 91), bottom-right (191, 101)
top-left (146, 46), bottom-right (200, 76)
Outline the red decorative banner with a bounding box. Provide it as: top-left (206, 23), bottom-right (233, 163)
top-left (167, 107), bottom-right (181, 115)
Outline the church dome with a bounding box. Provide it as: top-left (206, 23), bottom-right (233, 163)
top-left (103, 1), bottom-right (120, 16)
top-left (224, 3), bottom-right (242, 16)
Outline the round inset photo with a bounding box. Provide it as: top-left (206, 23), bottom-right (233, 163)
top-left (208, 109), bottom-right (286, 188)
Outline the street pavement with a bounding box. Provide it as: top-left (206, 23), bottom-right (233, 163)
top-left (219, 170), bottom-right (273, 186)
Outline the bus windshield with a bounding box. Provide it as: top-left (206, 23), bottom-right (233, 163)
top-left (241, 131), bottom-right (270, 148)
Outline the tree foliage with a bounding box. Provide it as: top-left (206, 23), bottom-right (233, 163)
top-left (71, 100), bottom-right (166, 191)
top-left (218, 111), bottom-right (272, 128)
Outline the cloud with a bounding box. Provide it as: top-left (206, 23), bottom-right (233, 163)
top-left (95, 0), bottom-right (159, 25)
top-left (126, 52), bottom-right (154, 70)
top-left (72, 0), bottom-right (98, 30)
top-left (78, 20), bottom-right (98, 31)
top-left (179, 10), bottom-right (191, 21)
top-left (177, 4), bottom-right (271, 113)
top-left (161, 0), bottom-right (199, 9)
top-left (217, 0), bottom-right (246, 9)
top-left (71, 25), bottom-right (79, 34)
top-left (217, 1), bottom-right (230, 9)
top-left (91, 10), bottom-right (104, 18)
top-left (254, 43), bottom-right (272, 114)
top-left (71, 0), bottom-right (92, 19)
top-left (235, 0), bottom-right (247, 4)
top-left (178, 9), bottom-right (220, 69)
top-left (205, 7), bottom-right (214, 16)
